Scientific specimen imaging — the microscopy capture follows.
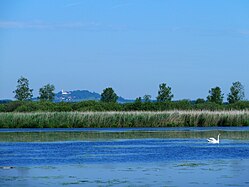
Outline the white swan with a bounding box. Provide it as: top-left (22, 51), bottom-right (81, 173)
top-left (207, 134), bottom-right (220, 144)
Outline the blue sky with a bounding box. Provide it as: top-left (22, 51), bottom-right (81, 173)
top-left (0, 0), bottom-right (249, 100)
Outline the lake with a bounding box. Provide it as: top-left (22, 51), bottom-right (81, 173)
top-left (1, 127), bottom-right (249, 186)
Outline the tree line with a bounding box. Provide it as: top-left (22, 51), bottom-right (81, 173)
top-left (12, 76), bottom-right (245, 104)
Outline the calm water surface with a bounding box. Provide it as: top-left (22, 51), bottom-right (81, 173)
top-left (0, 127), bottom-right (249, 187)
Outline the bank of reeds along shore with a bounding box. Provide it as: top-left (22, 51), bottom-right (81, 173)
top-left (0, 111), bottom-right (249, 128)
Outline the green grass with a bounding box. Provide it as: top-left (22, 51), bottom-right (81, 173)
top-left (0, 110), bottom-right (249, 128)
top-left (1, 130), bottom-right (249, 142)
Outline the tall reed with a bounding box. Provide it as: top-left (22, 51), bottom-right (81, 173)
top-left (0, 111), bottom-right (248, 128)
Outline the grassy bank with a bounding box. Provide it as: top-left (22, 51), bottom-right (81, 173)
top-left (1, 131), bottom-right (249, 142)
top-left (0, 111), bottom-right (249, 128)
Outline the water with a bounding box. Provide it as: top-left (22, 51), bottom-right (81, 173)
top-left (1, 127), bottom-right (249, 186)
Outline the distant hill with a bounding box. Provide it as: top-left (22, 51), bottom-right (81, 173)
top-left (0, 99), bottom-right (12, 104)
top-left (54, 90), bottom-right (133, 103)
top-left (55, 90), bottom-right (100, 102)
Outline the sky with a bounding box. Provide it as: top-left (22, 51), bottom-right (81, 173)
top-left (0, 0), bottom-right (249, 100)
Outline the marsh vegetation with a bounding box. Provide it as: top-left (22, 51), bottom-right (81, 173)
top-left (0, 110), bottom-right (248, 128)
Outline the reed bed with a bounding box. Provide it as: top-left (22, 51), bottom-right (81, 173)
top-left (0, 110), bottom-right (249, 128)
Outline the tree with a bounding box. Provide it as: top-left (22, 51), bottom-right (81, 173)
top-left (133, 97), bottom-right (143, 110)
top-left (39, 84), bottom-right (55, 101)
top-left (13, 76), bottom-right (33, 101)
top-left (195, 98), bottom-right (205, 104)
top-left (156, 83), bottom-right (174, 102)
top-left (100, 87), bottom-right (118, 103)
top-left (207, 86), bottom-right (224, 104)
top-left (143, 94), bottom-right (151, 102)
top-left (135, 97), bottom-right (142, 103)
top-left (227, 81), bottom-right (245, 104)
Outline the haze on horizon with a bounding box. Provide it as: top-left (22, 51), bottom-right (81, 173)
top-left (0, 0), bottom-right (249, 100)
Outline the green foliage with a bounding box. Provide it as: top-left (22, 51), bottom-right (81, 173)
top-left (39, 84), bottom-right (55, 101)
top-left (195, 98), bottom-right (205, 104)
top-left (132, 97), bottom-right (143, 110)
top-left (100, 87), bottom-right (118, 103)
top-left (207, 86), bottom-right (224, 104)
top-left (174, 100), bottom-right (193, 110)
top-left (156, 83), bottom-right (173, 102)
top-left (227, 101), bottom-right (249, 110)
top-left (13, 76), bottom-right (33, 101)
top-left (1, 99), bottom-right (249, 113)
top-left (37, 101), bottom-right (55, 111)
top-left (53, 102), bottom-right (73, 112)
top-left (100, 102), bottom-right (122, 111)
top-left (2, 101), bottom-right (24, 112)
top-left (227, 81), bottom-right (245, 104)
top-left (135, 97), bottom-right (142, 103)
top-left (143, 95), bottom-right (151, 102)
top-left (194, 102), bottom-right (224, 111)
top-left (0, 104), bottom-right (5, 112)
top-left (15, 102), bottom-right (40, 112)
top-left (72, 100), bottom-right (122, 111)
top-left (72, 100), bottom-right (100, 111)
